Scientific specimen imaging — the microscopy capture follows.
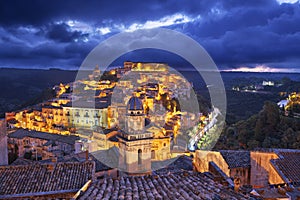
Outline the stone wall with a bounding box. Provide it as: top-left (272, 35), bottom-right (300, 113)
top-left (0, 119), bottom-right (8, 165)
top-left (194, 150), bottom-right (230, 176)
top-left (250, 151), bottom-right (284, 187)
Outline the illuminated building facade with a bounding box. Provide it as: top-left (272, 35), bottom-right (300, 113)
top-left (8, 129), bottom-right (79, 160)
top-left (63, 104), bottom-right (118, 129)
top-left (118, 96), bottom-right (153, 174)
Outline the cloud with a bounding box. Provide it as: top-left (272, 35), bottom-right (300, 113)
top-left (0, 0), bottom-right (213, 26)
top-left (0, 0), bottom-right (299, 70)
top-left (123, 13), bottom-right (199, 32)
top-left (178, 1), bottom-right (300, 69)
top-left (45, 23), bottom-right (89, 43)
top-left (96, 27), bottom-right (111, 35)
top-left (277, 0), bottom-right (299, 4)
top-left (223, 65), bottom-right (300, 73)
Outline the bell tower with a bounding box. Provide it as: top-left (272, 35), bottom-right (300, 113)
top-left (118, 94), bottom-right (153, 175)
top-left (125, 95), bottom-right (145, 133)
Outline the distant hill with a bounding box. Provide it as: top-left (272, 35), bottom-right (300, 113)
top-left (0, 68), bottom-right (78, 117)
top-left (1, 67), bottom-right (299, 125)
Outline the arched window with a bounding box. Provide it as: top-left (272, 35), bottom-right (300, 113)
top-left (138, 149), bottom-right (142, 165)
top-left (151, 150), bottom-right (155, 159)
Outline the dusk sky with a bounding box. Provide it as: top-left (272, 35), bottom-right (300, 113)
top-left (0, 0), bottom-right (300, 72)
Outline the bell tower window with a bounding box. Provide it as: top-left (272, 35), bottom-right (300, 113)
top-left (138, 149), bottom-right (142, 165)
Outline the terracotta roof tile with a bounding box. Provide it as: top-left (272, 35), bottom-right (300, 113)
top-left (271, 150), bottom-right (300, 184)
top-left (78, 171), bottom-right (250, 200)
top-left (220, 150), bottom-right (250, 169)
top-left (9, 129), bottom-right (79, 145)
top-left (0, 161), bottom-right (94, 198)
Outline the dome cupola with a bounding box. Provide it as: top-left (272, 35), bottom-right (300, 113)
top-left (126, 94), bottom-right (144, 115)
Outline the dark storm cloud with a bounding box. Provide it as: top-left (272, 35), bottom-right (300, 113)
top-left (180, 1), bottom-right (300, 69)
top-left (0, 0), bottom-right (214, 26)
top-left (221, 0), bottom-right (278, 9)
top-left (45, 23), bottom-right (89, 43)
top-left (0, 0), bottom-right (299, 70)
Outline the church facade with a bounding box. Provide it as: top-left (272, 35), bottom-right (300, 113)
top-left (118, 95), bottom-right (153, 174)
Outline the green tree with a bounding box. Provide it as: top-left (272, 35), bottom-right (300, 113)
top-left (247, 140), bottom-right (260, 150)
top-left (255, 101), bottom-right (280, 143)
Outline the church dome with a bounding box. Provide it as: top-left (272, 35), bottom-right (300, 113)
top-left (127, 96), bottom-right (143, 111)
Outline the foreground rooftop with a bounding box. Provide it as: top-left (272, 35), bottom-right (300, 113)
top-left (9, 129), bottom-right (79, 145)
top-left (78, 171), bottom-right (250, 200)
top-left (0, 161), bottom-right (94, 199)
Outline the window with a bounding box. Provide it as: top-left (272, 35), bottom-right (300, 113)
top-left (151, 150), bottom-right (155, 159)
top-left (130, 136), bottom-right (136, 140)
top-left (138, 149), bottom-right (142, 165)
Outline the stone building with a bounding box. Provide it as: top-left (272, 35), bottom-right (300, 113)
top-left (91, 127), bottom-right (119, 150)
top-left (118, 95), bottom-right (153, 175)
top-left (270, 149), bottom-right (300, 186)
top-left (194, 150), bottom-right (251, 189)
top-left (194, 149), bottom-right (300, 190)
top-left (8, 129), bottom-right (79, 160)
top-left (250, 151), bottom-right (284, 187)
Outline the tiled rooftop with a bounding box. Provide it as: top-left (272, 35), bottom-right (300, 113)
top-left (9, 129), bottom-right (79, 145)
top-left (65, 99), bottom-right (111, 109)
top-left (37, 152), bottom-right (112, 172)
top-left (153, 155), bottom-right (193, 175)
top-left (271, 150), bottom-right (300, 184)
top-left (10, 157), bottom-right (33, 166)
top-left (78, 171), bottom-right (250, 200)
top-left (220, 150), bottom-right (250, 169)
top-left (0, 161), bottom-right (94, 198)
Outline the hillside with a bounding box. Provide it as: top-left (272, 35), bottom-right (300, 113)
top-left (0, 68), bottom-right (78, 117)
top-left (215, 101), bottom-right (300, 150)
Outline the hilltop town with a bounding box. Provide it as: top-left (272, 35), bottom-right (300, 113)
top-left (3, 62), bottom-right (217, 165)
top-left (0, 62), bottom-right (300, 199)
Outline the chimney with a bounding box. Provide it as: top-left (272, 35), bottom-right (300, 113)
top-left (46, 157), bottom-right (57, 172)
top-left (47, 164), bottom-right (54, 172)
top-left (51, 157), bottom-right (57, 163)
top-left (234, 175), bottom-right (241, 192)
